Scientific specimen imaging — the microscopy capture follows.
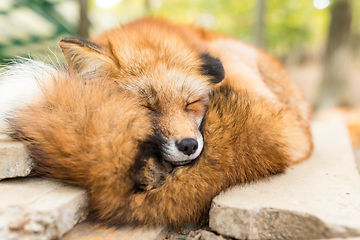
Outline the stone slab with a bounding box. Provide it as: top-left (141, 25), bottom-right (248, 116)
top-left (0, 134), bottom-right (32, 180)
top-left (320, 238), bottom-right (360, 240)
top-left (209, 122), bottom-right (360, 239)
top-left (185, 230), bottom-right (226, 240)
top-left (0, 135), bottom-right (14, 142)
top-left (353, 147), bottom-right (360, 174)
top-left (0, 177), bottom-right (88, 240)
top-left (62, 220), bottom-right (167, 240)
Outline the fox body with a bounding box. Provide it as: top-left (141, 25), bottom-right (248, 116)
top-left (1, 18), bottom-right (313, 227)
top-left (10, 72), bottom-right (294, 228)
top-left (58, 18), bottom-right (312, 166)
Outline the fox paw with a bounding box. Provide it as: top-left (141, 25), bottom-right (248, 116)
top-left (134, 157), bottom-right (173, 191)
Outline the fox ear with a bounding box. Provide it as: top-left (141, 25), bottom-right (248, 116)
top-left (59, 38), bottom-right (118, 80)
top-left (200, 53), bottom-right (225, 84)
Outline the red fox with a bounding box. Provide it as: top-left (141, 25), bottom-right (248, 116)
top-left (58, 18), bottom-right (312, 166)
top-left (2, 18), bottom-right (313, 228)
top-left (10, 72), bottom-right (298, 228)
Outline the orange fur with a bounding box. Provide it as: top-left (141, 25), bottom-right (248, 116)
top-left (10, 18), bottom-right (313, 228)
top-left (11, 71), bottom-right (152, 186)
top-left (60, 18), bottom-right (313, 164)
top-left (12, 75), bottom-right (291, 227)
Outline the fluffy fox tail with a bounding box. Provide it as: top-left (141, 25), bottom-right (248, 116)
top-left (11, 70), bottom-right (152, 187)
top-left (9, 67), bottom-right (304, 228)
top-left (0, 58), bottom-right (57, 133)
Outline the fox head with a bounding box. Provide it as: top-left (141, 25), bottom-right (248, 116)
top-left (59, 20), bottom-right (225, 166)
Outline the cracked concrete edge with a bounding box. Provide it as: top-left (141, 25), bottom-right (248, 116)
top-left (209, 204), bottom-right (360, 240)
top-left (353, 148), bottom-right (360, 175)
top-left (156, 227), bottom-right (170, 240)
top-left (62, 220), bottom-right (168, 240)
top-left (320, 238), bottom-right (360, 240)
top-left (0, 135), bottom-right (14, 142)
top-left (0, 138), bottom-right (33, 180)
top-left (0, 181), bottom-right (89, 240)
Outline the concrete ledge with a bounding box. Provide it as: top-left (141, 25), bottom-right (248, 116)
top-left (0, 178), bottom-right (88, 240)
top-left (209, 122), bottom-right (360, 239)
top-left (0, 135), bottom-right (14, 142)
top-left (0, 134), bottom-right (32, 180)
top-left (62, 220), bottom-right (167, 240)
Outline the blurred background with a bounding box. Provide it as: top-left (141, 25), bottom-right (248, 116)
top-left (0, 0), bottom-right (359, 115)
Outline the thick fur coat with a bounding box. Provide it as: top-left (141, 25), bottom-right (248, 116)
top-left (59, 18), bottom-right (313, 165)
top-left (3, 18), bottom-right (313, 228)
top-left (11, 71), bottom-right (292, 227)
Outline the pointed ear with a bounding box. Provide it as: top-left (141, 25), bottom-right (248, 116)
top-left (59, 38), bottom-right (118, 80)
top-left (200, 53), bottom-right (225, 84)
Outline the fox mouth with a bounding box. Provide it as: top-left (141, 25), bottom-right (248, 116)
top-left (162, 135), bottom-right (204, 166)
top-left (168, 159), bottom-right (194, 166)
top-left (163, 152), bottom-right (201, 166)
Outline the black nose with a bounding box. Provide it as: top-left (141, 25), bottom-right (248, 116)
top-left (176, 138), bottom-right (198, 156)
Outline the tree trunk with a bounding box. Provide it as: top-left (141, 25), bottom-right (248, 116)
top-left (78, 0), bottom-right (89, 39)
top-left (144, 0), bottom-right (151, 16)
top-left (254, 0), bottom-right (266, 48)
top-left (315, 0), bottom-right (352, 111)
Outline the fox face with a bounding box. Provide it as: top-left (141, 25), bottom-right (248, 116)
top-left (59, 20), bottom-right (225, 165)
top-left (136, 78), bottom-right (209, 165)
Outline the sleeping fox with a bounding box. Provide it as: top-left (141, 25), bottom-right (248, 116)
top-left (10, 70), bottom-right (304, 228)
top-left (2, 18), bottom-right (313, 228)
top-left (59, 18), bottom-right (312, 166)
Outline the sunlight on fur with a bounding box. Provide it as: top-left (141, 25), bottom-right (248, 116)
top-left (0, 18), bottom-right (313, 228)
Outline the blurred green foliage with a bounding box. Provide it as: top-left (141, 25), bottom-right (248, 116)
top-left (0, 0), bottom-right (77, 63)
top-left (1, 0), bottom-right (359, 63)
top-left (89, 0), bottom-right (337, 60)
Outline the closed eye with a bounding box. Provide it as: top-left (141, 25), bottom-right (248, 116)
top-left (186, 99), bottom-right (201, 109)
top-left (185, 99), bottom-right (203, 112)
top-left (142, 104), bottom-right (158, 113)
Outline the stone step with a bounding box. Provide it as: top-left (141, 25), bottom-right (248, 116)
top-left (0, 177), bottom-right (88, 240)
top-left (0, 135), bottom-right (14, 142)
top-left (0, 134), bottom-right (32, 180)
top-left (321, 238), bottom-right (360, 240)
top-left (209, 122), bottom-right (360, 239)
top-left (353, 147), bottom-right (360, 174)
top-left (62, 220), bottom-right (167, 240)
